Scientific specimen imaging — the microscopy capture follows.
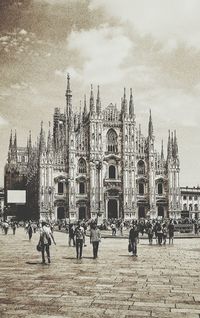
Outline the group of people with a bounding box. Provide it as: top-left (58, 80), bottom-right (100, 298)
top-left (36, 220), bottom-right (101, 264)
top-left (67, 221), bottom-right (101, 259)
top-left (128, 219), bottom-right (175, 257)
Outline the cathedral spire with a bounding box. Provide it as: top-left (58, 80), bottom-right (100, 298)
top-left (65, 73), bottom-right (72, 119)
top-left (129, 88), bottom-right (134, 118)
top-left (47, 122), bottom-right (52, 153)
top-left (90, 84), bottom-right (95, 114)
top-left (9, 130), bottom-right (12, 150)
top-left (167, 130), bottom-right (172, 159)
top-left (173, 130), bottom-right (178, 159)
top-left (121, 87), bottom-right (128, 115)
top-left (39, 121), bottom-right (46, 153)
top-left (28, 130), bottom-right (32, 149)
top-left (96, 85), bottom-right (101, 114)
top-left (148, 109), bottom-right (153, 139)
top-left (83, 94), bottom-right (87, 120)
top-left (161, 139), bottom-right (164, 160)
top-left (13, 130), bottom-right (17, 149)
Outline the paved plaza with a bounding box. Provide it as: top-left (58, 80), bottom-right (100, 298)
top-left (0, 228), bottom-right (200, 318)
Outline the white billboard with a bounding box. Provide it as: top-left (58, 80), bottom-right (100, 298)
top-left (7, 190), bottom-right (26, 204)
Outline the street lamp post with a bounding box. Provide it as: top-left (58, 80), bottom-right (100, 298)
top-left (95, 160), bottom-right (102, 224)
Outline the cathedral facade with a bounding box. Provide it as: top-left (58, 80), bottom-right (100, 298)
top-left (4, 75), bottom-right (181, 222)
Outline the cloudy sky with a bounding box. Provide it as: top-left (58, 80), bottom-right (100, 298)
top-left (0, 0), bottom-right (200, 186)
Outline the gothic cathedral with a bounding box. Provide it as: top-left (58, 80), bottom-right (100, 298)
top-left (4, 75), bottom-right (181, 222)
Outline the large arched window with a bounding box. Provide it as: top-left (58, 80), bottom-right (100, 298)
top-left (107, 129), bottom-right (118, 153)
top-left (58, 182), bottom-right (64, 194)
top-left (78, 158), bottom-right (86, 174)
top-left (137, 160), bottom-right (145, 175)
top-left (79, 182), bottom-right (85, 194)
top-left (109, 165), bottom-right (116, 179)
top-left (189, 204), bottom-right (193, 211)
top-left (139, 183), bottom-right (144, 195)
top-left (194, 204), bottom-right (198, 211)
top-left (158, 183), bottom-right (163, 195)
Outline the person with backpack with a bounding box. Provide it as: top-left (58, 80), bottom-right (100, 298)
top-left (129, 221), bottom-right (139, 256)
top-left (39, 222), bottom-right (56, 264)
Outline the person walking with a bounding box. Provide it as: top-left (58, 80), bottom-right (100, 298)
top-left (4, 222), bottom-right (9, 235)
top-left (157, 222), bottom-right (163, 245)
top-left (162, 223), bottom-right (167, 245)
top-left (168, 219), bottom-right (175, 244)
top-left (27, 222), bottom-right (33, 241)
top-left (90, 223), bottom-right (101, 259)
top-left (68, 223), bottom-right (75, 247)
top-left (129, 221), bottom-right (139, 256)
top-left (39, 221), bottom-right (56, 264)
top-left (11, 222), bottom-right (16, 235)
top-left (147, 223), bottom-right (153, 245)
top-left (74, 222), bottom-right (85, 259)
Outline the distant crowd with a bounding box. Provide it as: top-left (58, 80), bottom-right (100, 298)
top-left (0, 217), bottom-right (199, 263)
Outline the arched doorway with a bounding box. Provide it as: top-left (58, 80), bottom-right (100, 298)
top-left (108, 199), bottom-right (118, 219)
top-left (138, 206), bottom-right (145, 218)
top-left (79, 207), bottom-right (86, 220)
top-left (158, 206), bottom-right (164, 217)
top-left (57, 207), bottom-right (65, 219)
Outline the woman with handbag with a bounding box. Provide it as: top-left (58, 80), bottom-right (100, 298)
top-left (39, 222), bottom-right (56, 264)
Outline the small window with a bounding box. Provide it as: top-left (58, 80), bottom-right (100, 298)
top-left (194, 195), bottom-right (198, 200)
top-left (183, 195), bottom-right (187, 200)
top-left (189, 196), bottom-right (192, 200)
top-left (158, 183), bottom-right (163, 195)
top-left (183, 203), bottom-right (187, 211)
top-left (79, 182), bottom-right (85, 194)
top-left (109, 165), bottom-right (116, 179)
top-left (58, 182), bottom-right (64, 194)
top-left (139, 183), bottom-right (144, 195)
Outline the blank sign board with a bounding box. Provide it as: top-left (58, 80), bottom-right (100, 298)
top-left (7, 190), bottom-right (26, 204)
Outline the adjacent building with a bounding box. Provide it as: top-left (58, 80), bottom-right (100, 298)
top-left (4, 75), bottom-right (181, 221)
top-left (180, 186), bottom-right (200, 219)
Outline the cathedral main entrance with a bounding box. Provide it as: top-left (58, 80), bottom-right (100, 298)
top-left (158, 206), bottom-right (164, 217)
top-left (57, 207), bottom-right (65, 219)
top-left (108, 199), bottom-right (118, 219)
top-left (138, 206), bottom-right (145, 218)
top-left (79, 206), bottom-right (86, 220)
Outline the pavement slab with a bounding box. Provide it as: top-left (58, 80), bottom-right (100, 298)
top-left (0, 228), bottom-right (200, 317)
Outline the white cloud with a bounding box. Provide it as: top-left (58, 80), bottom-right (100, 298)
top-left (19, 29), bottom-right (28, 35)
top-left (0, 115), bottom-right (8, 126)
top-left (66, 25), bottom-right (133, 84)
top-left (90, 0), bottom-right (200, 50)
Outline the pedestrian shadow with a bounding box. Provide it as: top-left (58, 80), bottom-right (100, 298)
top-left (118, 254), bottom-right (131, 257)
top-left (63, 256), bottom-right (94, 260)
top-left (26, 261), bottom-right (42, 265)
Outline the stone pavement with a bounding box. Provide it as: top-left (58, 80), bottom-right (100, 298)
top-left (0, 228), bottom-right (200, 318)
